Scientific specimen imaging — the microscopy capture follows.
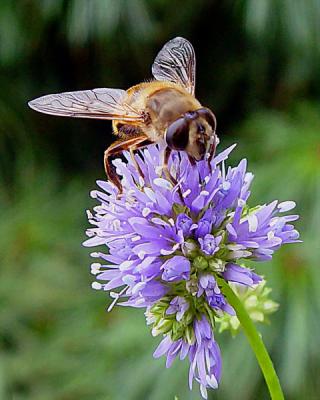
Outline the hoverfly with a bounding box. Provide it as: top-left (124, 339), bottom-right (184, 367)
top-left (28, 37), bottom-right (217, 192)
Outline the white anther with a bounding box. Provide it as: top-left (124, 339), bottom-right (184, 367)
top-left (168, 218), bottom-right (175, 226)
top-left (91, 282), bottom-right (102, 290)
top-left (267, 231), bottom-right (275, 240)
top-left (182, 189), bottom-right (191, 198)
top-left (278, 201), bottom-right (296, 212)
top-left (238, 199), bottom-right (246, 207)
top-left (138, 251), bottom-right (146, 259)
top-left (222, 181), bottom-right (231, 191)
top-left (90, 262), bottom-right (101, 275)
top-left (153, 178), bottom-right (172, 190)
top-left (138, 176), bottom-right (145, 187)
top-left (247, 213), bottom-right (258, 233)
top-left (142, 207), bottom-right (151, 217)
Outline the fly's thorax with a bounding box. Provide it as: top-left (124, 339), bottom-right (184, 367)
top-left (145, 86), bottom-right (201, 131)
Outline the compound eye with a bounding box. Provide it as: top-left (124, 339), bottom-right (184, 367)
top-left (197, 108), bottom-right (217, 131)
top-left (165, 117), bottom-right (189, 150)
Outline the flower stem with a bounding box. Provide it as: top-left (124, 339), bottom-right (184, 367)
top-left (218, 278), bottom-right (284, 400)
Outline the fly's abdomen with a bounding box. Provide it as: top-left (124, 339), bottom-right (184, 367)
top-left (112, 121), bottom-right (143, 138)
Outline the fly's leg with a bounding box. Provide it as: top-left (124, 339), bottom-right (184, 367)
top-left (163, 147), bottom-right (184, 201)
top-left (188, 155), bottom-right (196, 166)
top-left (163, 147), bottom-right (177, 186)
top-left (104, 135), bottom-right (152, 194)
top-left (207, 134), bottom-right (218, 173)
top-left (117, 124), bottom-right (148, 181)
top-left (130, 148), bottom-right (144, 180)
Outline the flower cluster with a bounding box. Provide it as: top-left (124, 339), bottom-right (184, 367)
top-left (84, 144), bottom-right (299, 398)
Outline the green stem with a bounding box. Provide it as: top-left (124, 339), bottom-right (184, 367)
top-left (218, 278), bottom-right (284, 400)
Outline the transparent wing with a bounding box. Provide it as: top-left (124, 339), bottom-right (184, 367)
top-left (28, 88), bottom-right (144, 121)
top-left (152, 37), bottom-right (196, 95)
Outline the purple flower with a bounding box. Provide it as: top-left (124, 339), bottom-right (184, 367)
top-left (198, 234), bottom-right (222, 255)
top-left (198, 274), bottom-right (235, 315)
top-left (194, 218), bottom-right (212, 238)
top-left (166, 296), bottom-right (189, 321)
top-left (176, 213), bottom-right (193, 236)
top-left (161, 256), bottom-right (190, 282)
top-left (84, 143), bottom-right (299, 398)
top-left (153, 316), bottom-right (221, 399)
top-left (226, 200), bottom-right (300, 261)
top-left (223, 263), bottom-right (262, 286)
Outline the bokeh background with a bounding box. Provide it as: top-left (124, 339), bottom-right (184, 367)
top-left (1, 1), bottom-right (319, 399)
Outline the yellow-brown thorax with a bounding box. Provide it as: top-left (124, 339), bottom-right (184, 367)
top-left (112, 81), bottom-right (202, 141)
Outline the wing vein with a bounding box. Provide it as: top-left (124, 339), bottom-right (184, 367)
top-left (28, 88), bottom-right (144, 121)
top-left (152, 37), bottom-right (196, 95)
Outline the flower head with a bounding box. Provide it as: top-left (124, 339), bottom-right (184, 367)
top-left (84, 143), bottom-right (299, 398)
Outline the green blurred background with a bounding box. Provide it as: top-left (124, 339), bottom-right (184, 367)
top-left (0, 1), bottom-right (319, 399)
